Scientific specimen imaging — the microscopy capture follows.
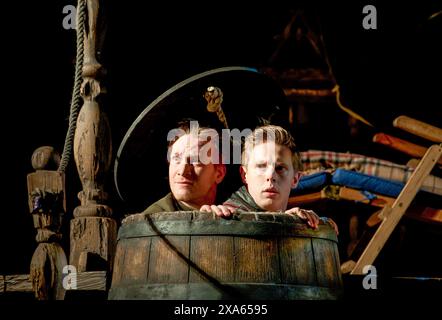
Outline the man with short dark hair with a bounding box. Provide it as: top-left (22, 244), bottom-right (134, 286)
top-left (143, 123), bottom-right (226, 213)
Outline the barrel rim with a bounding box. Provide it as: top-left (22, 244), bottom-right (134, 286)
top-left (118, 211), bottom-right (338, 242)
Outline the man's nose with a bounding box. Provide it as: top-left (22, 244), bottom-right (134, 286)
top-left (177, 160), bottom-right (192, 177)
top-left (265, 167), bottom-right (277, 182)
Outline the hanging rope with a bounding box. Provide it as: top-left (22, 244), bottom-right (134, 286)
top-left (332, 84), bottom-right (373, 127)
top-left (58, 0), bottom-right (86, 173)
top-left (316, 19), bottom-right (374, 128)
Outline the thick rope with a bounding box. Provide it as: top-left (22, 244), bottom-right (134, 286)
top-left (58, 0), bottom-right (86, 172)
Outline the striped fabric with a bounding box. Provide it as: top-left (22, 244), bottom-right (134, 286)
top-left (300, 150), bottom-right (442, 196)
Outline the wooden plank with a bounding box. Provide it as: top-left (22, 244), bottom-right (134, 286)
top-left (347, 214), bottom-right (360, 256)
top-left (3, 275), bottom-right (32, 292)
top-left (393, 115), bottom-right (442, 143)
top-left (234, 237), bottom-right (280, 283)
top-left (120, 237), bottom-right (150, 283)
top-left (365, 209), bottom-right (384, 228)
top-left (290, 185), bottom-right (396, 209)
top-left (312, 239), bottom-right (341, 288)
top-left (339, 187), bottom-right (395, 208)
top-left (292, 185), bottom-right (441, 227)
top-left (373, 133), bottom-right (442, 165)
top-left (189, 236), bottom-right (234, 283)
top-left (147, 236), bottom-right (190, 284)
top-left (351, 144), bottom-right (442, 275)
top-left (111, 240), bottom-right (126, 286)
top-left (340, 186), bottom-right (442, 225)
top-left (1, 272), bottom-right (107, 293)
top-left (406, 158), bottom-right (420, 169)
top-left (284, 88), bottom-right (335, 97)
top-left (74, 271), bottom-right (107, 291)
top-left (340, 260), bottom-right (356, 274)
top-left (405, 207), bottom-right (442, 224)
top-left (332, 243), bottom-right (343, 288)
top-left (288, 191), bottom-right (323, 208)
top-left (279, 238), bottom-right (316, 285)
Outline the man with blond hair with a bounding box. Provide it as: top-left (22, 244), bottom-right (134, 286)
top-left (201, 125), bottom-right (338, 233)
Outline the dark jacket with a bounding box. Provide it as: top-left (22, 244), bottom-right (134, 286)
top-left (142, 193), bottom-right (194, 214)
top-left (223, 186), bottom-right (263, 212)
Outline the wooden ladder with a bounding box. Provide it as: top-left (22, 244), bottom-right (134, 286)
top-left (350, 116), bottom-right (442, 275)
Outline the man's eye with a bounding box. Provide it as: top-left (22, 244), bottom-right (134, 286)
top-left (256, 163), bottom-right (267, 169)
top-left (276, 165), bottom-right (287, 173)
top-left (171, 155), bottom-right (182, 163)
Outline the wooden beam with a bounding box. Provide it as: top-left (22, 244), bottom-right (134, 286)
top-left (283, 88), bottom-right (335, 97)
top-left (393, 115), bottom-right (442, 143)
top-left (290, 185), bottom-right (442, 225)
top-left (373, 133), bottom-right (442, 165)
top-left (351, 144), bottom-right (442, 275)
top-left (405, 206), bottom-right (442, 225)
top-left (0, 271), bottom-right (107, 293)
top-left (261, 67), bottom-right (334, 84)
top-left (74, 271), bottom-right (107, 291)
top-left (338, 187), bottom-right (394, 208)
top-left (287, 191), bottom-right (323, 207)
top-left (1, 275), bottom-right (33, 293)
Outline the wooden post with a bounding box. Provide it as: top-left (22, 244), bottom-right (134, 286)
top-left (70, 0), bottom-right (117, 278)
top-left (27, 146), bottom-right (67, 300)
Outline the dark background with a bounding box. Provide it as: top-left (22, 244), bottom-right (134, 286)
top-left (1, 0), bottom-right (441, 281)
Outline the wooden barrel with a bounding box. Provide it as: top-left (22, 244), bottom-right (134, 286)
top-left (108, 211), bottom-right (343, 300)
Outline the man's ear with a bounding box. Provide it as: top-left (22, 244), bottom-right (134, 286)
top-left (291, 171), bottom-right (302, 188)
top-left (240, 166), bottom-right (247, 184)
top-left (215, 164), bottom-right (226, 184)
